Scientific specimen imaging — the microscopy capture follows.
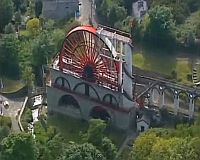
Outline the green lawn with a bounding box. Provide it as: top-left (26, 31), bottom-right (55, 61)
top-left (133, 46), bottom-right (193, 85)
top-left (1, 77), bottom-right (24, 93)
top-left (48, 113), bottom-right (126, 148)
top-left (176, 59), bottom-right (192, 85)
top-left (48, 114), bottom-right (88, 143)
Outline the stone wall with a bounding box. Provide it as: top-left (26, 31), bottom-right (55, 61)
top-left (43, 0), bottom-right (79, 20)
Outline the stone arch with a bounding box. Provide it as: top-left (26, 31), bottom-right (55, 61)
top-left (194, 96), bottom-right (200, 113)
top-left (150, 86), bottom-right (160, 105)
top-left (58, 95), bottom-right (80, 109)
top-left (55, 77), bottom-right (70, 90)
top-left (90, 106), bottom-right (111, 122)
top-left (162, 87), bottom-right (174, 108)
top-left (73, 82), bottom-right (100, 100)
top-left (178, 91), bottom-right (190, 111)
top-left (58, 95), bottom-right (81, 117)
top-left (103, 94), bottom-right (118, 107)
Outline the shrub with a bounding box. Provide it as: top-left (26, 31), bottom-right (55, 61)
top-left (21, 107), bottom-right (33, 131)
top-left (187, 73), bottom-right (192, 81)
top-left (26, 18), bottom-right (40, 35)
top-left (0, 116), bottom-right (12, 128)
top-left (4, 23), bottom-right (15, 34)
top-left (171, 70), bottom-right (177, 80)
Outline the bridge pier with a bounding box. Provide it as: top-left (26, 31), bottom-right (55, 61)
top-left (189, 95), bottom-right (195, 119)
top-left (149, 90), bottom-right (154, 106)
top-left (174, 94), bottom-right (179, 115)
top-left (159, 91), bottom-right (164, 109)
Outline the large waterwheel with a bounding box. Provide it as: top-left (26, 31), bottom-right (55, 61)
top-left (55, 25), bottom-right (120, 91)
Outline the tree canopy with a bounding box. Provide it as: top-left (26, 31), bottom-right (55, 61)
top-left (0, 0), bottom-right (14, 32)
top-left (144, 6), bottom-right (175, 48)
top-left (0, 35), bottom-right (20, 78)
top-left (62, 143), bottom-right (105, 160)
top-left (0, 133), bottom-right (38, 160)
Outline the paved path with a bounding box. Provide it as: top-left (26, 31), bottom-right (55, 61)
top-left (116, 131), bottom-right (137, 158)
top-left (1, 96), bottom-right (24, 132)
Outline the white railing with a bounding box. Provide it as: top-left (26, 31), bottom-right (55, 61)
top-left (18, 96), bottom-right (29, 132)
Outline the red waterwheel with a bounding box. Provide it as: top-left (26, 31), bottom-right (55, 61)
top-left (58, 25), bottom-right (119, 90)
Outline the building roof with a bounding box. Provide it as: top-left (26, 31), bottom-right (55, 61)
top-left (137, 114), bottom-right (150, 125)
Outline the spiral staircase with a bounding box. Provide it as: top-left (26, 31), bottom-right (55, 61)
top-left (192, 60), bottom-right (200, 87)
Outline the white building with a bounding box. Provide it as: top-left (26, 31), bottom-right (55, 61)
top-left (137, 115), bottom-right (150, 132)
top-left (132, 0), bottom-right (148, 19)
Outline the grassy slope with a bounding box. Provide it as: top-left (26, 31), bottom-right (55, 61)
top-left (133, 46), bottom-right (193, 85)
top-left (48, 114), bottom-right (125, 148)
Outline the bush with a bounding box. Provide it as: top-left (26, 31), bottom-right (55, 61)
top-left (34, 121), bottom-right (56, 144)
top-left (4, 23), bottom-right (15, 34)
top-left (24, 107), bottom-right (33, 123)
top-left (171, 70), bottom-right (177, 79)
top-left (26, 18), bottom-right (40, 35)
top-left (187, 73), bottom-right (192, 81)
top-left (21, 107), bottom-right (33, 131)
top-left (0, 116), bottom-right (12, 128)
top-left (21, 121), bottom-right (28, 132)
top-left (0, 126), bottom-right (10, 141)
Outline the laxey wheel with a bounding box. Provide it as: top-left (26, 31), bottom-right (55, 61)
top-left (56, 26), bottom-right (120, 91)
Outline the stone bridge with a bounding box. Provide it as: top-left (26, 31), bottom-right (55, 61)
top-left (136, 75), bottom-right (200, 119)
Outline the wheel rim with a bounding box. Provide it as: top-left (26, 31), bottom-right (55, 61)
top-left (57, 26), bottom-right (119, 90)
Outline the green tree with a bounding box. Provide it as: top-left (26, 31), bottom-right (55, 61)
top-left (37, 134), bottom-right (65, 160)
top-left (0, 133), bottom-right (38, 160)
top-left (96, 0), bottom-right (109, 24)
top-left (35, 0), bottom-right (43, 18)
top-left (0, 35), bottom-right (20, 78)
top-left (107, 5), bottom-right (127, 27)
top-left (26, 18), bottom-right (40, 35)
top-left (18, 40), bottom-right (34, 87)
top-left (169, 138), bottom-right (198, 160)
top-left (32, 31), bottom-right (55, 67)
top-left (12, 0), bottom-right (26, 11)
top-left (0, 126), bottom-right (10, 142)
top-left (149, 137), bottom-right (180, 160)
top-left (130, 132), bottom-right (159, 160)
top-left (0, 0), bottom-right (14, 32)
top-left (122, 0), bottom-right (133, 14)
top-left (31, 31), bottom-right (55, 85)
top-left (144, 6), bottom-right (175, 48)
top-left (21, 66), bottom-right (35, 88)
top-left (14, 11), bottom-right (22, 25)
top-left (61, 143), bottom-right (105, 160)
top-left (86, 119), bottom-right (106, 147)
top-left (101, 137), bottom-right (117, 160)
top-left (4, 23), bottom-right (15, 34)
top-left (189, 137), bottom-right (200, 158)
top-left (52, 29), bottom-right (65, 51)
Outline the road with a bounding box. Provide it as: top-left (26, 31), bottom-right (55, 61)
top-left (79, 0), bottom-right (97, 26)
top-left (1, 95), bottom-right (24, 132)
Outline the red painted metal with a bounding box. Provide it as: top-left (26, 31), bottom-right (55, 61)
top-left (67, 25), bottom-right (96, 36)
top-left (56, 25), bottom-right (119, 91)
